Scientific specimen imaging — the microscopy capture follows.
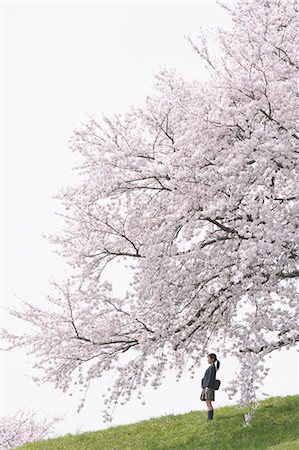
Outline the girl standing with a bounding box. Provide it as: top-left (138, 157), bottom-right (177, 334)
top-left (200, 353), bottom-right (220, 421)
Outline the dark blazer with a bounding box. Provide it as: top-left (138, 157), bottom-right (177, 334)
top-left (201, 364), bottom-right (216, 389)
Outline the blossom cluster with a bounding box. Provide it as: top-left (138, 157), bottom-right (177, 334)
top-left (0, 411), bottom-right (61, 450)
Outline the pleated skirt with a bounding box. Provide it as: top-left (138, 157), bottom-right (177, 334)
top-left (200, 387), bottom-right (215, 401)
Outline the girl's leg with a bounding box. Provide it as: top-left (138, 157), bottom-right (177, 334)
top-left (206, 400), bottom-right (214, 421)
top-left (206, 400), bottom-right (213, 411)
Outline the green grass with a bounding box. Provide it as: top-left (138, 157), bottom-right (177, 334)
top-left (16, 395), bottom-right (299, 450)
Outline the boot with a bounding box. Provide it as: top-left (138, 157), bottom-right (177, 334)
top-left (207, 409), bottom-right (213, 420)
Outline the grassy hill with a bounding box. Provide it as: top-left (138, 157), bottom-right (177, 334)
top-left (16, 395), bottom-right (299, 450)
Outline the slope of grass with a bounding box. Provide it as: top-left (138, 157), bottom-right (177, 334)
top-left (16, 395), bottom-right (299, 450)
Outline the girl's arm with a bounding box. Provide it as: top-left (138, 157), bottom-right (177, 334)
top-left (206, 365), bottom-right (216, 388)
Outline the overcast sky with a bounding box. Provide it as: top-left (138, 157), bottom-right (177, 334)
top-left (1, 0), bottom-right (298, 438)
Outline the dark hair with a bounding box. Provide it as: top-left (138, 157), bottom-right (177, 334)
top-left (208, 353), bottom-right (220, 371)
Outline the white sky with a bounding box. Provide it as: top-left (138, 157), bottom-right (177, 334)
top-left (1, 0), bottom-right (298, 438)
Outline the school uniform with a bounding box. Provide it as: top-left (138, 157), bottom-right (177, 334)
top-left (200, 363), bottom-right (216, 401)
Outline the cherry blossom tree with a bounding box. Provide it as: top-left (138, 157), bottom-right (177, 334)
top-left (2, 0), bottom-right (299, 424)
top-left (0, 411), bottom-right (61, 450)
